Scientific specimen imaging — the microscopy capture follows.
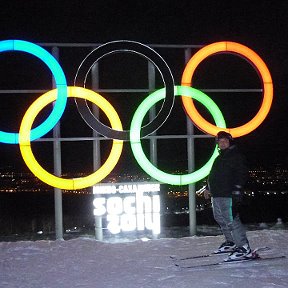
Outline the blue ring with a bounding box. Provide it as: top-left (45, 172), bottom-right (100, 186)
top-left (0, 40), bottom-right (67, 144)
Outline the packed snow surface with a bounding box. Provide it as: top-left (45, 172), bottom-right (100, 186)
top-left (1, 230), bottom-right (288, 288)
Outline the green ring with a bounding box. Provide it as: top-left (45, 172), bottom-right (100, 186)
top-left (130, 86), bottom-right (226, 185)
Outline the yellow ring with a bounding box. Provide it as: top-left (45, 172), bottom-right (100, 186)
top-left (19, 86), bottom-right (123, 190)
top-left (181, 41), bottom-right (273, 137)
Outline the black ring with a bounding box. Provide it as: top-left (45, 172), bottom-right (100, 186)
top-left (74, 40), bottom-right (174, 140)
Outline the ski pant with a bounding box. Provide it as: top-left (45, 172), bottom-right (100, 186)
top-left (211, 197), bottom-right (249, 247)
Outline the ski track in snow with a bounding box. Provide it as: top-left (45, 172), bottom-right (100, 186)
top-left (0, 230), bottom-right (288, 288)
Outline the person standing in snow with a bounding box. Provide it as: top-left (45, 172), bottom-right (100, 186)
top-left (203, 131), bottom-right (251, 261)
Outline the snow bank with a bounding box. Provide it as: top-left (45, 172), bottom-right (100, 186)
top-left (0, 230), bottom-right (287, 288)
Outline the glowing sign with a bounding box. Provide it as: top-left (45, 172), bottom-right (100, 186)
top-left (130, 86), bottom-right (226, 185)
top-left (181, 41), bottom-right (273, 138)
top-left (0, 40), bottom-right (67, 144)
top-left (1, 39), bottom-right (273, 189)
top-left (93, 183), bottom-right (161, 235)
top-left (74, 40), bottom-right (175, 140)
top-left (19, 87), bottom-right (123, 189)
top-left (93, 183), bottom-right (161, 194)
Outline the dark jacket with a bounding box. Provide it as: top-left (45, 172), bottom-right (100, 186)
top-left (208, 145), bottom-right (249, 197)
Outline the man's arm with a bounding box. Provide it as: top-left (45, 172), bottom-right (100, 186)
top-left (232, 154), bottom-right (249, 203)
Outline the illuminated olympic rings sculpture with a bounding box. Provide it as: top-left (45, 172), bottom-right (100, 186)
top-left (0, 40), bottom-right (67, 144)
top-left (0, 40), bottom-right (273, 189)
top-left (74, 40), bottom-right (175, 140)
top-left (19, 87), bottom-right (124, 190)
top-left (181, 41), bottom-right (273, 138)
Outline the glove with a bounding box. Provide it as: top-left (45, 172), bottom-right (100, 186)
top-left (203, 189), bottom-right (211, 200)
top-left (232, 185), bottom-right (243, 205)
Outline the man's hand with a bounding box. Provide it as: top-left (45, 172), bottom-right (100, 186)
top-left (203, 189), bottom-right (211, 200)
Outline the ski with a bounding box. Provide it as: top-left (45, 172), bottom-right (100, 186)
top-left (170, 251), bottom-right (227, 261)
top-left (170, 246), bottom-right (270, 261)
top-left (175, 255), bottom-right (286, 269)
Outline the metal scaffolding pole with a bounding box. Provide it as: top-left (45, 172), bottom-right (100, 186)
top-left (185, 48), bottom-right (197, 236)
top-left (91, 63), bottom-right (103, 241)
top-left (52, 46), bottom-right (64, 240)
top-left (148, 61), bottom-right (159, 239)
top-left (148, 62), bottom-right (157, 166)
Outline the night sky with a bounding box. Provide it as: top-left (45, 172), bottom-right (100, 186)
top-left (0, 0), bottom-right (288, 174)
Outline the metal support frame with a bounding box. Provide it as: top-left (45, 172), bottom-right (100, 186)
top-left (148, 62), bottom-right (157, 166)
top-left (0, 42), bottom-right (263, 240)
top-left (52, 46), bottom-right (63, 240)
top-left (91, 63), bottom-right (103, 241)
top-left (185, 48), bottom-right (197, 236)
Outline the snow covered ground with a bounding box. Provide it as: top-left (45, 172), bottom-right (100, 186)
top-left (1, 229), bottom-right (288, 288)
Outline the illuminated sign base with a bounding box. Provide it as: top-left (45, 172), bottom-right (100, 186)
top-left (93, 182), bottom-right (161, 236)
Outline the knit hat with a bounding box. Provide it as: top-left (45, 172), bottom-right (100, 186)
top-left (215, 131), bottom-right (233, 143)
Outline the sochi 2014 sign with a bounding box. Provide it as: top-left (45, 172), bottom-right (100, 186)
top-left (93, 183), bottom-right (160, 235)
